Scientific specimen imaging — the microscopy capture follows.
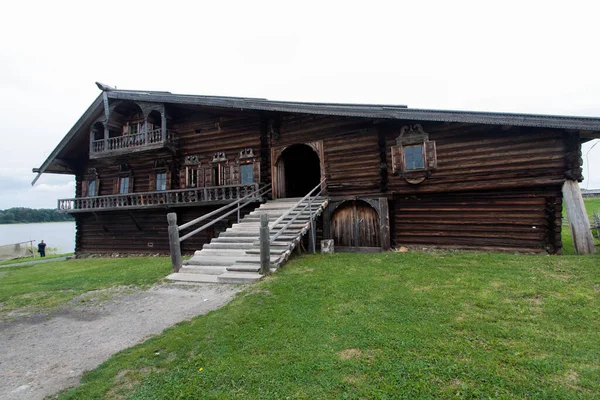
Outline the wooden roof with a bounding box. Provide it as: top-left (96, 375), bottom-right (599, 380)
top-left (32, 86), bottom-right (600, 184)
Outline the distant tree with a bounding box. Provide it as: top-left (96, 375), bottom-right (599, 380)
top-left (0, 208), bottom-right (74, 224)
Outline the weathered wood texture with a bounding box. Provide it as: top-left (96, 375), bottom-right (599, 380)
top-left (562, 180), bottom-right (596, 254)
top-left (393, 187), bottom-right (563, 253)
top-left (74, 205), bottom-right (255, 255)
top-left (71, 104), bottom-right (579, 255)
top-left (383, 123), bottom-right (569, 194)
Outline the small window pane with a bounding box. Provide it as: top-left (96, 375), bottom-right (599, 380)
top-left (241, 164), bottom-right (254, 184)
top-left (156, 172), bottom-right (167, 191)
top-left (119, 177), bottom-right (129, 194)
top-left (404, 145), bottom-right (424, 170)
top-left (88, 180), bottom-right (96, 196)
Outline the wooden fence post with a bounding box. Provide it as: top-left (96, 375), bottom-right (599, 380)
top-left (167, 212), bottom-right (183, 271)
top-left (259, 213), bottom-right (270, 275)
top-left (562, 180), bottom-right (596, 254)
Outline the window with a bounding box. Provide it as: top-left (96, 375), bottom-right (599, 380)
top-left (240, 164), bottom-right (254, 184)
top-left (129, 123), bottom-right (138, 135)
top-left (88, 180), bottom-right (97, 196)
top-left (119, 177), bottom-right (130, 194)
top-left (186, 167), bottom-right (198, 187)
top-left (212, 165), bottom-right (224, 186)
top-left (403, 145), bottom-right (424, 170)
top-left (156, 172), bottom-right (167, 191)
top-left (391, 124), bottom-right (437, 183)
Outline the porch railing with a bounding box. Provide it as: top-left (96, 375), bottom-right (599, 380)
top-left (57, 183), bottom-right (260, 213)
top-left (90, 129), bottom-right (175, 156)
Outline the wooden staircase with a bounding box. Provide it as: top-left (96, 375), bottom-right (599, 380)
top-left (166, 197), bottom-right (329, 284)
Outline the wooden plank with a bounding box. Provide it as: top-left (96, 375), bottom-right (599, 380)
top-left (562, 180), bottom-right (596, 254)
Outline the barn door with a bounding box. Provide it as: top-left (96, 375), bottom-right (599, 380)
top-left (331, 201), bottom-right (381, 249)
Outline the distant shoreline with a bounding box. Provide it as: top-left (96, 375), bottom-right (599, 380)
top-left (0, 221), bottom-right (75, 226)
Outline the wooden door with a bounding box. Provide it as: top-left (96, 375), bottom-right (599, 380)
top-left (331, 201), bottom-right (381, 248)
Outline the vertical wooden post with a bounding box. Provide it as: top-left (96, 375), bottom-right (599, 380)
top-left (161, 108), bottom-right (167, 142)
top-left (167, 212), bottom-right (183, 271)
top-left (309, 219), bottom-right (316, 253)
top-left (379, 198), bottom-right (391, 251)
top-left (562, 180), bottom-right (596, 254)
top-left (259, 213), bottom-right (270, 275)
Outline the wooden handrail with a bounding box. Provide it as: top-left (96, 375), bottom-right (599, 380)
top-left (179, 184), bottom-right (271, 241)
top-left (167, 184), bottom-right (271, 272)
top-left (269, 179), bottom-right (326, 243)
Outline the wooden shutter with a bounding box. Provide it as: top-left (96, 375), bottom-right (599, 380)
top-left (81, 180), bottom-right (88, 197)
top-left (165, 171), bottom-right (172, 190)
top-left (253, 161), bottom-right (260, 184)
top-left (149, 174), bottom-right (156, 191)
top-left (128, 177), bottom-right (134, 193)
top-left (232, 164), bottom-right (240, 185)
top-left (113, 178), bottom-right (120, 194)
top-left (94, 179), bottom-right (100, 196)
top-left (221, 165), bottom-right (230, 185)
top-left (425, 141), bottom-right (437, 170)
top-left (391, 146), bottom-right (404, 174)
top-left (204, 167), bottom-right (212, 187)
top-left (179, 168), bottom-right (186, 188)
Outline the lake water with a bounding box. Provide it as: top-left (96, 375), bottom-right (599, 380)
top-left (0, 222), bottom-right (76, 254)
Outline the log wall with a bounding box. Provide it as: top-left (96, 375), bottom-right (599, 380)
top-left (75, 204), bottom-right (256, 255)
top-left (72, 104), bottom-right (574, 254)
top-left (393, 187), bottom-right (563, 253)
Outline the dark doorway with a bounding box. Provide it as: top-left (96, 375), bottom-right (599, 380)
top-left (280, 144), bottom-right (321, 198)
top-left (331, 200), bottom-right (381, 249)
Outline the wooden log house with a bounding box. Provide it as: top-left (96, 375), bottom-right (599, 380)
top-left (33, 83), bottom-right (600, 255)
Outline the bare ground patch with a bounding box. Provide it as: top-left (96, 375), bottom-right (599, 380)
top-left (0, 283), bottom-right (240, 400)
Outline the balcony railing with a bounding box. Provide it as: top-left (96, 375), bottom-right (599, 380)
top-left (90, 129), bottom-right (175, 158)
top-left (57, 183), bottom-right (261, 213)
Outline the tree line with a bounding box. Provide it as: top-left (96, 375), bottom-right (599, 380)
top-left (0, 208), bottom-right (74, 224)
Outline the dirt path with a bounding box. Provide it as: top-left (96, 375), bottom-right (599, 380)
top-left (0, 283), bottom-right (241, 400)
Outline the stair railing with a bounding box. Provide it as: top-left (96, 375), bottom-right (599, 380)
top-left (167, 183), bottom-right (272, 272)
top-left (269, 179), bottom-right (326, 245)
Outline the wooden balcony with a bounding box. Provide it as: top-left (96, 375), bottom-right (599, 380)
top-left (90, 129), bottom-right (176, 159)
top-left (57, 183), bottom-right (261, 213)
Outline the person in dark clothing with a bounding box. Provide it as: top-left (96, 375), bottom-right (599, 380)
top-left (38, 240), bottom-right (47, 257)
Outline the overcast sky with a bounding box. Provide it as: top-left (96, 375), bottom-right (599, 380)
top-left (1, 0), bottom-right (599, 210)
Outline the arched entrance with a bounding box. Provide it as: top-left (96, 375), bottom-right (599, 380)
top-left (274, 144), bottom-right (321, 198)
top-left (331, 200), bottom-right (381, 249)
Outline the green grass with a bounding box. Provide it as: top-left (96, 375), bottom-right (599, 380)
top-left (0, 257), bottom-right (171, 314)
top-left (0, 252), bottom-right (74, 266)
top-left (56, 251), bottom-right (600, 399)
top-left (562, 197), bottom-right (600, 254)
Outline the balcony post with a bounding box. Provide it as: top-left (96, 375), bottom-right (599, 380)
top-left (161, 109), bottom-right (167, 142)
top-left (143, 118), bottom-right (149, 145)
top-left (89, 130), bottom-right (94, 153)
top-left (103, 126), bottom-right (109, 151)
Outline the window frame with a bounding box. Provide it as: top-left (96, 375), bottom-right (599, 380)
top-left (156, 172), bottom-right (167, 191)
top-left (119, 176), bottom-right (130, 194)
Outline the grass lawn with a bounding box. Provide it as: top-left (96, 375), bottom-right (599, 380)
top-left (0, 257), bottom-right (171, 314)
top-left (562, 197), bottom-right (600, 254)
top-left (0, 252), bottom-right (74, 266)
top-left (56, 251), bottom-right (600, 399)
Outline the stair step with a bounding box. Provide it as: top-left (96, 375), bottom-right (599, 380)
top-left (166, 272), bottom-right (220, 284)
top-left (185, 256), bottom-right (243, 266)
top-left (226, 264), bottom-right (261, 272)
top-left (179, 265), bottom-right (228, 275)
top-left (217, 272), bottom-right (263, 284)
top-left (203, 242), bottom-right (290, 250)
